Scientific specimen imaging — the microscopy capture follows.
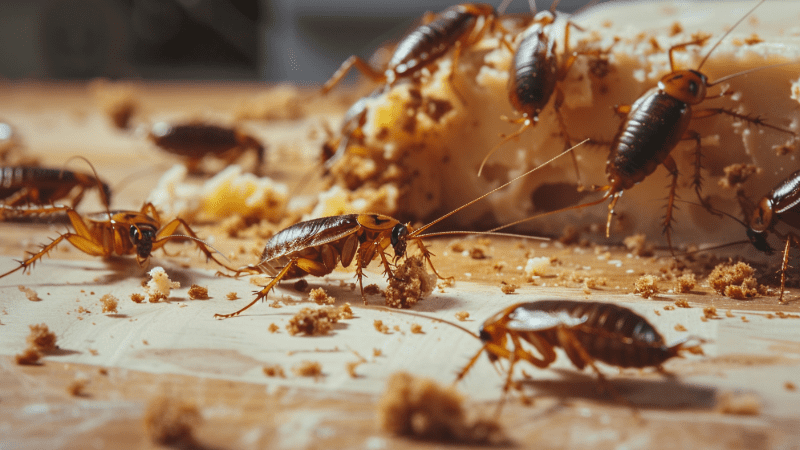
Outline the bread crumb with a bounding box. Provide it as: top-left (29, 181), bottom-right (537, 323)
top-left (262, 364), bottom-right (286, 378)
top-left (226, 292), bottom-right (239, 301)
top-left (500, 282), bottom-right (518, 294)
top-left (674, 299), bottom-right (691, 308)
top-left (468, 246), bottom-right (487, 259)
top-left (785, 382), bottom-right (797, 391)
top-left (27, 323), bottom-right (57, 352)
top-left (143, 396), bottom-right (202, 447)
top-left (67, 374), bottom-right (89, 397)
top-left (373, 348), bottom-right (383, 357)
top-left (339, 302), bottom-right (354, 319)
top-left (187, 285), bottom-right (209, 300)
top-left (286, 307), bottom-right (343, 336)
top-left (654, 310), bottom-right (661, 316)
top-left (268, 323), bottom-right (279, 333)
top-left (708, 262), bottom-right (766, 299)
top-left (455, 311), bottom-right (470, 321)
top-left (99, 294), bottom-right (119, 313)
top-left (623, 234), bottom-right (654, 257)
top-left (309, 287), bottom-right (335, 305)
top-left (89, 349), bottom-right (99, 356)
top-left (15, 347), bottom-right (42, 365)
top-left (718, 163), bottom-right (761, 189)
top-left (775, 311), bottom-right (800, 319)
top-left (634, 275), bottom-right (659, 298)
top-left (716, 392), bottom-right (761, 415)
top-left (130, 293), bottom-right (145, 303)
top-left (346, 359), bottom-right (366, 378)
top-left (98, 367), bottom-right (108, 375)
top-left (377, 371), bottom-right (505, 443)
top-left (364, 284), bottom-right (382, 295)
top-left (144, 267), bottom-right (180, 302)
top-left (410, 323), bottom-right (424, 334)
top-left (726, 310), bottom-right (735, 318)
top-left (674, 324), bottom-right (687, 332)
top-left (674, 273), bottom-right (696, 294)
top-left (384, 255), bottom-right (436, 308)
top-left (292, 360), bottom-right (323, 379)
top-left (374, 319), bottom-right (390, 334)
top-left (524, 257), bottom-right (550, 277)
top-left (703, 306), bottom-right (719, 319)
top-left (18, 285), bottom-right (41, 302)
top-left (664, 305), bottom-right (675, 311)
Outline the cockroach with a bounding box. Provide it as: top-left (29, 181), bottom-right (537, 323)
top-left (0, 166), bottom-right (112, 209)
top-left (0, 161), bottom-right (227, 279)
top-left (490, 0), bottom-right (796, 251)
top-left (456, 300), bottom-right (705, 395)
top-left (148, 121), bottom-right (266, 175)
top-left (212, 144), bottom-right (586, 319)
top-left (321, 87), bottom-right (385, 171)
top-left (321, 3), bottom-right (504, 95)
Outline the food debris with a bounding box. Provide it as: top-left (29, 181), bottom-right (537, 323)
top-left (99, 294), bottom-right (119, 313)
top-left (716, 392), bottom-right (761, 415)
top-left (384, 255), bottom-right (436, 308)
top-left (286, 306), bottom-right (344, 336)
top-left (703, 306), bottom-right (719, 320)
top-left (664, 305), bottom-right (675, 311)
top-left (18, 286), bottom-right (41, 302)
top-left (293, 279), bottom-right (309, 292)
top-left (634, 275), bottom-right (659, 298)
top-left (623, 233), bottom-right (654, 256)
top-left (674, 324), bottom-right (687, 332)
top-left (455, 311), bottom-right (470, 321)
top-left (524, 257), bottom-right (550, 277)
top-left (187, 285), bottom-right (209, 300)
top-left (708, 262), bottom-right (766, 299)
top-left (309, 287), bottom-right (335, 305)
top-left (785, 382), bottom-right (797, 392)
top-left (377, 371), bottom-right (505, 443)
top-left (674, 273), bottom-right (696, 294)
top-left (15, 347), bottom-right (42, 365)
top-left (268, 323), bottom-right (279, 333)
top-left (468, 246), bottom-right (487, 259)
top-left (226, 292), bottom-right (239, 301)
top-left (262, 364), bottom-right (286, 378)
top-left (410, 323), bottom-right (424, 334)
top-left (292, 360), bottom-right (323, 379)
top-left (364, 284), bottom-right (382, 295)
top-left (27, 323), bottom-right (57, 352)
top-left (500, 282), bottom-right (518, 294)
top-left (144, 267), bottom-right (180, 302)
top-left (718, 163), bottom-right (761, 189)
top-left (130, 293), bottom-right (145, 303)
top-left (67, 374), bottom-right (89, 397)
top-left (143, 396), bottom-right (202, 447)
top-left (374, 320), bottom-right (390, 334)
top-left (674, 299), bottom-right (691, 308)
top-left (373, 348), bottom-right (383, 357)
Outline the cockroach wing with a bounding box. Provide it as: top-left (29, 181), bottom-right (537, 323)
top-left (506, 306), bottom-right (588, 332)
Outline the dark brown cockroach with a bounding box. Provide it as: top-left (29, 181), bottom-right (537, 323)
top-left (478, 2), bottom-right (611, 180)
top-left (0, 166), bottom-right (112, 209)
top-left (321, 87), bottom-right (386, 171)
top-left (456, 300), bottom-right (704, 394)
top-left (321, 3), bottom-right (503, 95)
top-left (490, 0), bottom-right (796, 251)
top-left (148, 121), bottom-right (266, 175)
top-left (211, 144), bottom-right (587, 319)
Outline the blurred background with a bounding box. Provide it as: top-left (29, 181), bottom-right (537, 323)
top-left (0, 0), bottom-right (587, 84)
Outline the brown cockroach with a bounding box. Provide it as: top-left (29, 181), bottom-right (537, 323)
top-left (212, 144), bottom-right (587, 319)
top-left (321, 87), bottom-right (385, 171)
top-left (456, 300), bottom-right (705, 395)
top-left (148, 121), bottom-right (266, 175)
top-left (321, 3), bottom-right (504, 95)
top-left (490, 0), bottom-right (796, 251)
top-left (0, 166), bottom-right (112, 209)
top-left (0, 161), bottom-right (226, 279)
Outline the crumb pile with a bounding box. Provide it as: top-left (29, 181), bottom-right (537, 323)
top-left (144, 267), bottom-right (180, 302)
top-left (187, 284), bottom-right (210, 300)
top-left (99, 294), bottom-right (119, 313)
top-left (634, 275), bottom-right (660, 299)
top-left (286, 305), bottom-right (352, 336)
top-left (16, 323), bottom-right (57, 365)
top-left (708, 262), bottom-right (767, 299)
top-left (384, 256), bottom-right (436, 308)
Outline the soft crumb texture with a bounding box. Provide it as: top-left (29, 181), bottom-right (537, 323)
top-left (144, 267), bottom-right (180, 302)
top-left (18, 286), bottom-right (41, 302)
top-left (262, 364), bottom-right (286, 378)
top-left (226, 292), bottom-right (239, 301)
top-left (130, 293), bottom-right (145, 303)
top-left (377, 372), bottom-right (504, 443)
top-left (500, 282), bottom-right (518, 294)
top-left (384, 256), bottom-right (436, 309)
top-left (708, 262), bottom-right (766, 299)
top-left (455, 311), bottom-right (470, 321)
top-left (292, 360), bottom-right (323, 379)
top-left (143, 396), bottom-right (202, 447)
top-left (634, 275), bottom-right (659, 299)
top-left (286, 306), bottom-right (344, 336)
top-left (67, 375), bottom-right (89, 397)
top-left (187, 285), bottom-right (209, 300)
top-left (716, 392), bottom-right (761, 415)
top-left (623, 233), bottom-right (654, 256)
top-left (704, 306), bottom-right (719, 319)
top-left (309, 287), bottom-right (335, 305)
top-left (27, 323), bottom-right (57, 352)
top-left (364, 284), bottom-right (382, 295)
top-left (674, 324), bottom-right (687, 332)
top-left (675, 299), bottom-right (691, 308)
top-left (410, 323), bottom-right (424, 334)
top-left (99, 294), bottom-right (119, 313)
top-left (15, 347), bottom-right (42, 365)
top-left (674, 273), bottom-right (697, 294)
top-left (786, 382), bottom-right (797, 391)
top-left (374, 320), bottom-right (390, 334)
top-left (524, 257), bottom-right (550, 277)
top-left (268, 323), bottom-right (279, 333)
top-left (339, 303), bottom-right (354, 319)
top-left (373, 348), bottom-right (383, 357)
top-left (718, 163), bottom-right (761, 189)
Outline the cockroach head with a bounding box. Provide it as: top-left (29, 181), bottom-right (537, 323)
top-left (390, 223), bottom-right (409, 259)
top-left (130, 225), bottom-right (156, 260)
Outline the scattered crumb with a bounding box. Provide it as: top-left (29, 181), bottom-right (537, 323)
top-left (410, 323), bottom-right (424, 334)
top-left (455, 311), bottom-right (470, 321)
top-left (716, 392), bottom-right (761, 415)
top-left (98, 367), bottom-right (108, 375)
top-left (703, 306), bottom-right (719, 319)
top-left (384, 256), bottom-right (436, 309)
top-left (584, 277), bottom-right (607, 289)
top-left (99, 294), bottom-right (119, 313)
top-left (785, 382), bottom-right (797, 392)
top-left (262, 364), bottom-right (286, 378)
top-left (27, 323), bottom-right (57, 352)
top-left (339, 303), bottom-right (354, 319)
top-left (286, 306), bottom-right (344, 336)
top-left (187, 285), bottom-right (209, 300)
top-left (500, 282), bottom-right (518, 294)
top-left (775, 311), bottom-right (800, 319)
top-left (664, 305), bottom-right (675, 311)
top-left (669, 21), bottom-right (683, 36)
top-left (364, 284), bottom-right (382, 295)
top-left (226, 292), bottom-right (239, 301)
top-left (741, 316), bottom-right (749, 323)
top-left (524, 257), bottom-right (550, 278)
top-left (346, 353), bottom-right (368, 378)
top-left (18, 285), bottom-right (41, 302)
top-left (675, 299), bottom-right (691, 308)
top-left (130, 293), bottom-right (145, 303)
top-left (144, 267), bottom-right (180, 302)
top-left (654, 310), bottom-right (661, 316)
top-left (67, 374), bottom-right (89, 397)
top-left (15, 347), bottom-right (42, 365)
top-left (674, 324), bottom-right (687, 332)
top-left (634, 275), bottom-right (659, 299)
top-left (143, 340), bottom-right (149, 345)
top-left (373, 348), bottom-right (383, 357)
top-left (143, 396), bottom-right (202, 447)
top-left (77, 306), bottom-right (91, 314)
top-left (309, 287), bottom-right (335, 305)
top-left (674, 274), bottom-right (696, 294)
top-left (292, 360), bottom-right (323, 379)
top-left (393, 325), bottom-right (401, 332)
top-left (708, 262), bottom-right (766, 299)
top-left (268, 323), bottom-right (279, 333)
top-left (623, 234), bottom-right (654, 257)
top-left (374, 320), bottom-right (390, 334)
top-left (377, 371), bottom-right (505, 443)
top-left (89, 349), bottom-right (99, 356)
top-left (468, 246), bottom-right (487, 259)
top-left (293, 279), bottom-right (309, 292)
top-left (718, 163), bottom-right (761, 189)
top-left (726, 310), bottom-right (735, 318)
